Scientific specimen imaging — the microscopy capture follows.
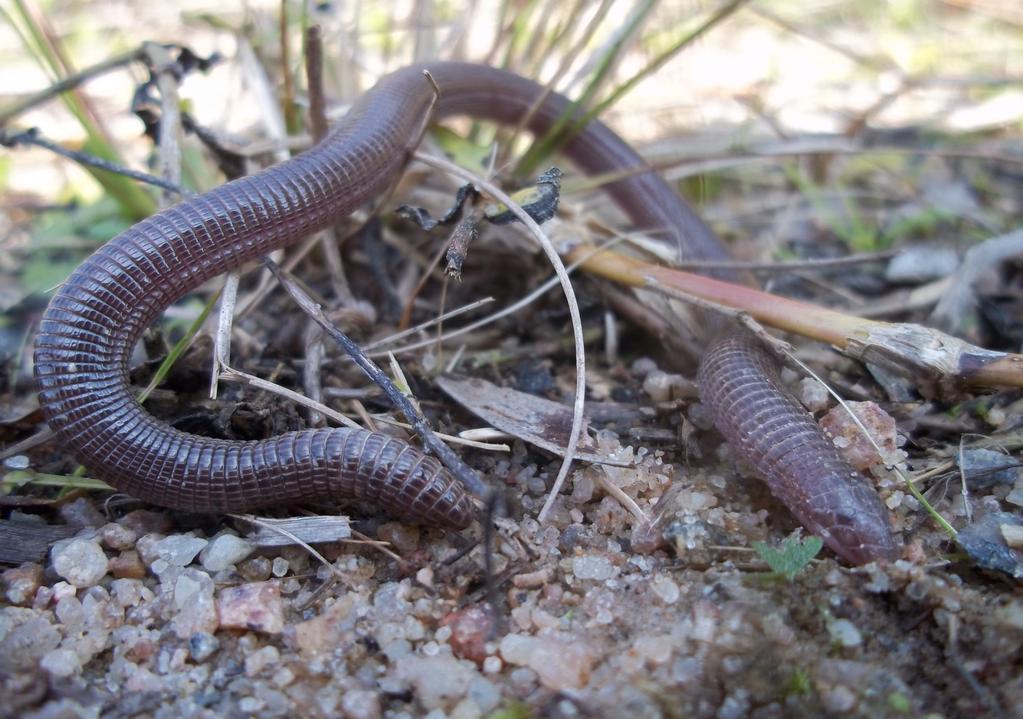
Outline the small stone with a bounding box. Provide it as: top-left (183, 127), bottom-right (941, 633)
top-left (994, 600), bottom-right (1023, 630)
top-left (800, 378), bottom-right (830, 412)
top-left (468, 677), bottom-right (500, 714)
top-left (509, 667), bottom-right (537, 688)
top-left (30, 582), bottom-right (51, 608)
top-left (285, 595), bottom-right (356, 656)
top-left (118, 626), bottom-right (159, 664)
top-left (378, 522), bottom-right (420, 554)
top-left (512, 568), bottom-right (550, 589)
top-left (643, 370), bottom-right (671, 402)
top-left (570, 470), bottom-right (596, 504)
top-left (124, 664), bottom-right (163, 693)
top-left (821, 685), bottom-right (857, 713)
top-left (51, 538), bottom-right (109, 588)
top-left (218, 581), bottom-right (284, 634)
top-left (0, 615), bottom-right (61, 672)
top-left (531, 608), bottom-right (558, 630)
top-left (272, 666), bottom-right (295, 687)
top-left (651, 574), bottom-right (680, 605)
top-left (238, 556), bottom-right (273, 582)
top-left (238, 697), bottom-right (264, 714)
top-left (155, 534), bottom-right (208, 566)
top-left (395, 654), bottom-right (479, 711)
top-left (499, 633), bottom-right (593, 691)
top-left (54, 593), bottom-right (85, 629)
top-left (1007, 486), bottom-right (1023, 507)
top-left (281, 547), bottom-right (309, 574)
top-left (559, 524), bottom-right (585, 553)
top-left (761, 613), bottom-right (797, 645)
top-left (827, 618), bottom-right (863, 648)
top-left (957, 449), bottom-right (1020, 489)
top-left (404, 616), bottom-right (426, 642)
top-left (677, 491), bottom-right (717, 511)
top-left (40, 648), bottom-right (82, 678)
top-left (189, 632), bottom-right (220, 662)
top-left (134, 533), bottom-right (163, 565)
top-left (118, 510), bottom-right (171, 537)
top-left (632, 635), bottom-right (673, 665)
top-left (819, 402), bottom-right (899, 472)
top-left (957, 511), bottom-right (1022, 573)
top-left (631, 357), bottom-right (658, 377)
top-left (581, 588), bottom-right (615, 624)
top-left (1001, 523), bottom-right (1023, 549)
top-left (244, 645), bottom-right (280, 676)
top-left (571, 555), bottom-right (614, 581)
top-left (383, 639), bottom-right (413, 662)
top-left (340, 688), bottom-right (381, 719)
top-left (511, 606), bottom-right (531, 631)
top-left (110, 579), bottom-right (147, 608)
top-left (443, 604), bottom-right (494, 665)
top-left (271, 557), bottom-right (289, 577)
top-left (51, 581), bottom-right (76, 603)
top-left (718, 691), bottom-right (751, 719)
top-left (171, 569), bottom-right (218, 639)
top-left (415, 566), bottom-right (434, 589)
top-left (3, 454), bottom-right (29, 469)
top-left (99, 522), bottom-right (137, 551)
top-left (2, 563), bottom-right (43, 606)
top-left (59, 497), bottom-right (106, 528)
top-left (373, 581), bottom-right (411, 619)
top-left (885, 491), bottom-right (905, 510)
top-left (31, 580), bottom-right (52, 606)
top-left (450, 698), bottom-right (482, 719)
top-left (108, 550), bottom-right (146, 579)
top-left (687, 403), bottom-right (716, 431)
top-left (526, 476), bottom-right (547, 496)
top-left (200, 534), bottom-right (255, 572)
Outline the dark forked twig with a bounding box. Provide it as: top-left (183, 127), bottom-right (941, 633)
top-left (261, 257), bottom-right (488, 499)
top-left (1, 127), bottom-right (191, 197)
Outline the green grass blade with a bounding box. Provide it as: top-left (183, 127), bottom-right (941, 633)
top-left (138, 289), bottom-right (221, 404)
top-left (2, 469), bottom-right (112, 493)
top-left (8, 0), bottom-right (156, 219)
top-left (517, 0), bottom-right (749, 177)
top-left (584, 0), bottom-right (751, 133)
top-left (516, 0), bottom-right (655, 175)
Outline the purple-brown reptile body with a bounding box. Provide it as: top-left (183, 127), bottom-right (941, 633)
top-left (33, 62), bottom-right (898, 563)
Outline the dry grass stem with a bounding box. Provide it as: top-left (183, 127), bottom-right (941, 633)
top-left (210, 272), bottom-right (241, 400)
top-left (217, 364), bottom-right (361, 430)
top-left (569, 244), bottom-right (1023, 390)
top-left (412, 150), bottom-right (587, 524)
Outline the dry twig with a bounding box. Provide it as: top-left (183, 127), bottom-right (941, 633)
top-left (412, 151), bottom-right (587, 524)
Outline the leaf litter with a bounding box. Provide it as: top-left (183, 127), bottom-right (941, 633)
top-left (2, 3), bottom-right (1023, 718)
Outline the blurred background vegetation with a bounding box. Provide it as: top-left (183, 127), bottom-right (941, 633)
top-left (1, 0), bottom-right (1021, 352)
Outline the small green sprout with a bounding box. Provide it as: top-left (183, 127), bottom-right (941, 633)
top-left (752, 535), bottom-right (823, 581)
top-left (888, 692), bottom-right (912, 714)
top-left (784, 667), bottom-right (813, 698)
